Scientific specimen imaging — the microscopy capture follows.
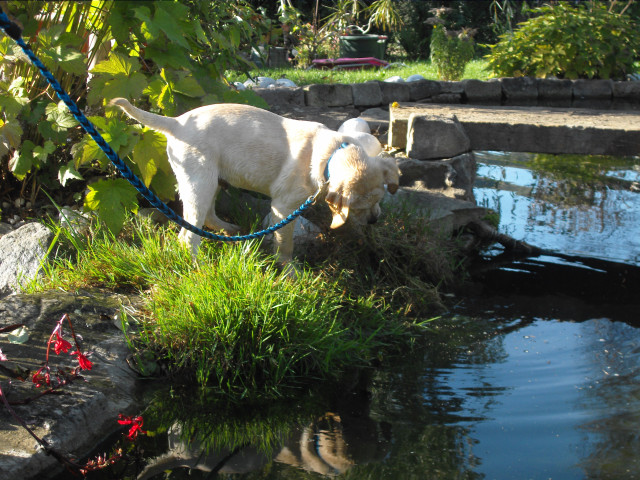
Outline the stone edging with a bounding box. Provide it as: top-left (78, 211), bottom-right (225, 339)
top-left (253, 77), bottom-right (640, 111)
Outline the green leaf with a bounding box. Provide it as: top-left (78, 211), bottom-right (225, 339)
top-left (174, 75), bottom-right (206, 98)
top-left (84, 178), bottom-right (139, 234)
top-left (73, 118), bottom-right (136, 168)
top-left (103, 73), bottom-right (148, 104)
top-left (149, 168), bottom-right (177, 201)
top-left (58, 161), bottom-right (84, 187)
top-left (153, 3), bottom-right (190, 49)
top-left (45, 101), bottom-right (79, 131)
top-left (51, 46), bottom-right (87, 75)
top-left (9, 140), bottom-right (35, 180)
top-left (132, 129), bottom-right (167, 187)
top-left (33, 141), bottom-right (56, 165)
top-left (91, 52), bottom-right (140, 76)
top-left (0, 119), bottom-right (23, 159)
top-left (89, 53), bottom-right (148, 103)
top-left (144, 45), bottom-right (192, 69)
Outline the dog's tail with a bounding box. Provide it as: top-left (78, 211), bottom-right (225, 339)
top-left (109, 98), bottom-right (177, 136)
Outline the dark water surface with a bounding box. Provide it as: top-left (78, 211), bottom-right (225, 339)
top-left (84, 152), bottom-right (640, 480)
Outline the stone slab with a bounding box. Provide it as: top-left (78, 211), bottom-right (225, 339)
top-left (352, 82), bottom-right (383, 107)
top-left (406, 113), bottom-right (470, 160)
top-left (303, 84), bottom-right (353, 107)
top-left (385, 188), bottom-right (490, 237)
top-left (0, 291), bottom-right (142, 480)
top-left (254, 87), bottom-right (305, 107)
top-left (389, 103), bottom-right (640, 156)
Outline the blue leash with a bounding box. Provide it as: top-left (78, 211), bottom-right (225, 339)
top-left (0, 10), bottom-right (336, 242)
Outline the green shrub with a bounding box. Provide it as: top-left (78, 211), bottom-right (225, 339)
top-left (430, 24), bottom-right (475, 81)
top-left (485, 2), bottom-right (640, 79)
top-left (0, 1), bottom-right (268, 234)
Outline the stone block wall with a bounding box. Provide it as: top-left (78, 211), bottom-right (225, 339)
top-left (254, 78), bottom-right (640, 111)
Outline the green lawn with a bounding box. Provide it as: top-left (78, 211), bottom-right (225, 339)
top-left (226, 59), bottom-right (490, 86)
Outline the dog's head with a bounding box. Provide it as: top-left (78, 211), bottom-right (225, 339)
top-left (324, 143), bottom-right (400, 229)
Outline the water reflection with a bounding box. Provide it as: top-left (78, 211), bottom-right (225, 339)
top-left (474, 151), bottom-right (640, 265)
top-left (77, 152), bottom-right (640, 480)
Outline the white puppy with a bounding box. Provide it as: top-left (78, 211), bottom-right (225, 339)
top-left (110, 99), bottom-right (399, 269)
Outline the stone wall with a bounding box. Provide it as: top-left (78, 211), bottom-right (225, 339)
top-left (254, 78), bottom-right (640, 111)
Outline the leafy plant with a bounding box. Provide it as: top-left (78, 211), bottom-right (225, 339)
top-left (428, 7), bottom-right (475, 81)
top-left (485, 2), bottom-right (640, 79)
top-left (0, 0), bottom-right (268, 234)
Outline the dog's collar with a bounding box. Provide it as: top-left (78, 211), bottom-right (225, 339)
top-left (323, 142), bottom-right (349, 181)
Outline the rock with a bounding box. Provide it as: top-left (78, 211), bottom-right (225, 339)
top-left (612, 81), bottom-right (640, 99)
top-left (272, 105), bottom-right (360, 131)
top-left (351, 81), bottom-right (383, 108)
top-left (0, 291), bottom-right (142, 480)
top-left (406, 113), bottom-right (471, 160)
top-left (439, 81), bottom-right (465, 95)
top-left (384, 75), bottom-right (405, 83)
top-left (276, 78), bottom-right (297, 87)
top-left (500, 77), bottom-right (538, 104)
top-left (58, 207), bottom-right (91, 234)
top-left (376, 80), bottom-right (411, 105)
top-left (385, 187), bottom-right (490, 237)
top-left (537, 78), bottom-right (573, 107)
top-left (254, 86), bottom-right (305, 108)
top-left (573, 79), bottom-right (613, 99)
top-left (256, 76), bottom-right (276, 88)
top-left (304, 84), bottom-right (353, 107)
top-left (408, 79), bottom-right (441, 101)
top-left (233, 82), bottom-right (246, 90)
top-left (0, 222), bottom-right (12, 237)
top-left (0, 223), bottom-right (54, 298)
top-left (396, 153), bottom-right (476, 201)
top-left (463, 79), bottom-right (502, 103)
top-left (537, 78), bottom-right (572, 99)
top-left (359, 107), bottom-right (390, 135)
top-left (406, 74), bottom-right (426, 82)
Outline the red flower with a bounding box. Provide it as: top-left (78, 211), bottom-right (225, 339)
top-left (53, 333), bottom-right (72, 355)
top-left (32, 367), bottom-right (50, 388)
top-left (71, 350), bottom-right (93, 370)
top-left (117, 414), bottom-right (146, 441)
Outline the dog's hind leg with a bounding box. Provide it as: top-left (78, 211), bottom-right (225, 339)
top-left (204, 193), bottom-right (241, 235)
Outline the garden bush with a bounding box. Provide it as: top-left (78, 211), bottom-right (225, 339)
top-left (485, 2), bottom-right (640, 79)
top-left (0, 1), bottom-right (267, 234)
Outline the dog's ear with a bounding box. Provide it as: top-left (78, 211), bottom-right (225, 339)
top-left (325, 188), bottom-right (351, 229)
top-left (379, 156), bottom-right (400, 194)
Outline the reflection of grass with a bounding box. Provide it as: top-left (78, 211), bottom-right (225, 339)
top-left (528, 153), bottom-right (638, 186)
top-left (144, 386), bottom-right (321, 456)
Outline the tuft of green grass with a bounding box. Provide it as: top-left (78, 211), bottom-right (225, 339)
top-left (143, 241), bottom-right (392, 399)
top-left (33, 203), bottom-right (460, 401)
top-left (226, 59), bottom-right (489, 86)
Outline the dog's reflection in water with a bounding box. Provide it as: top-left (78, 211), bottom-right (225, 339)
top-left (137, 411), bottom-right (391, 478)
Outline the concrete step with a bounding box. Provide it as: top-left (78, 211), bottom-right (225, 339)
top-left (389, 103), bottom-right (640, 156)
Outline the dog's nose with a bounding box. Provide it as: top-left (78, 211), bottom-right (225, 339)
top-left (367, 216), bottom-right (378, 225)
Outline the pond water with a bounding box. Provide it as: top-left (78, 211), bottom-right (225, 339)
top-left (79, 151), bottom-right (640, 480)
